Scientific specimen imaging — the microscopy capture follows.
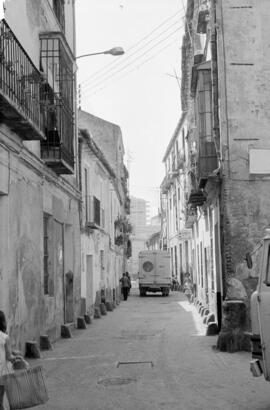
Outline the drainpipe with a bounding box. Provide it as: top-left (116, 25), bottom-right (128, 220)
top-left (78, 137), bottom-right (83, 229)
top-left (210, 0), bottom-right (221, 163)
top-left (210, 0), bottom-right (226, 317)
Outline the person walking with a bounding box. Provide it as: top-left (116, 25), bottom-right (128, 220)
top-left (120, 273), bottom-right (130, 301)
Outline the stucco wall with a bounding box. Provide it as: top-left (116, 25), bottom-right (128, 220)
top-left (4, 0), bottom-right (75, 66)
top-left (0, 130), bottom-right (81, 351)
top-left (80, 136), bottom-right (124, 313)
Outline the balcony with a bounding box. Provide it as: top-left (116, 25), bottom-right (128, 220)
top-left (188, 189), bottom-right (206, 207)
top-left (197, 0), bottom-right (210, 34)
top-left (197, 140), bottom-right (218, 188)
top-left (40, 92), bottom-right (74, 174)
top-left (185, 206), bottom-right (197, 229)
top-left (39, 33), bottom-right (75, 174)
top-left (124, 196), bottom-right (130, 215)
top-left (161, 174), bottom-right (174, 194)
top-left (176, 150), bottom-right (185, 171)
top-left (0, 19), bottom-right (45, 140)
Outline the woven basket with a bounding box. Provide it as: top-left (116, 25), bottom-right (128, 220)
top-left (2, 365), bottom-right (49, 409)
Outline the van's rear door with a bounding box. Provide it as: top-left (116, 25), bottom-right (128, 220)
top-left (139, 251), bottom-right (156, 284)
top-left (257, 237), bottom-right (270, 380)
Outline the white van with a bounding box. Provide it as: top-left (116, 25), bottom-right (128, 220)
top-left (138, 250), bottom-right (171, 296)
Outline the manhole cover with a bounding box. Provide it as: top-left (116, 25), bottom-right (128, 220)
top-left (97, 377), bottom-right (137, 387)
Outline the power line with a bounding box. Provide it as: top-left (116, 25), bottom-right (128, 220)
top-left (81, 25), bottom-right (183, 99)
top-left (80, 8), bottom-right (185, 87)
top-left (81, 21), bottom-right (183, 93)
top-left (79, 1), bottom-right (201, 91)
top-left (81, 38), bottom-right (180, 100)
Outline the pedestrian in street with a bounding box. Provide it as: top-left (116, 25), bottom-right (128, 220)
top-left (0, 311), bottom-right (17, 410)
top-left (126, 271), bottom-right (131, 295)
top-left (120, 273), bottom-right (130, 301)
top-left (183, 275), bottom-right (193, 303)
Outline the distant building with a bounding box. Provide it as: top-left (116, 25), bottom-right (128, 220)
top-left (129, 198), bottom-right (160, 277)
top-left (130, 196), bottom-right (150, 230)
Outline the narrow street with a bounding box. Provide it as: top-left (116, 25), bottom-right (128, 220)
top-left (30, 290), bottom-right (270, 410)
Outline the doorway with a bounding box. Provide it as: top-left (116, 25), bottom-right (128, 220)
top-left (86, 255), bottom-right (94, 309)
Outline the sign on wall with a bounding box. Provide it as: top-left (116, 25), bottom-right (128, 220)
top-left (249, 149), bottom-right (270, 175)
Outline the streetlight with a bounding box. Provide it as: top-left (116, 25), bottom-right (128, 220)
top-left (76, 47), bottom-right (125, 60)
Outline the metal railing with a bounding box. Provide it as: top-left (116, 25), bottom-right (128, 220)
top-left (0, 19), bottom-right (43, 132)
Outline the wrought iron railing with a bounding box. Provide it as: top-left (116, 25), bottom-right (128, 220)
top-left (0, 19), bottom-right (44, 133)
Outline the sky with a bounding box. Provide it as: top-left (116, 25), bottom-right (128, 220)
top-left (75, 0), bottom-right (186, 217)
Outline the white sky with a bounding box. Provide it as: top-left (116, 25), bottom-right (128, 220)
top-left (75, 0), bottom-right (186, 216)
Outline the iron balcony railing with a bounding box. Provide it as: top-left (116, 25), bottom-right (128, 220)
top-left (0, 19), bottom-right (44, 139)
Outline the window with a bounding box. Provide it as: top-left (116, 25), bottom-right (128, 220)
top-left (84, 168), bottom-right (89, 222)
top-left (185, 241), bottom-right (189, 273)
top-left (53, 0), bottom-right (65, 32)
top-left (174, 245), bottom-right (178, 277)
top-left (101, 208), bottom-right (105, 229)
top-left (43, 214), bottom-right (49, 295)
top-left (210, 239), bottom-right (214, 290)
top-left (100, 250), bottom-right (105, 280)
top-left (200, 242), bottom-right (204, 287)
top-left (93, 196), bottom-right (101, 226)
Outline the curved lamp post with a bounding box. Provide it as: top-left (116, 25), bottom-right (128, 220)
top-left (76, 47), bottom-right (125, 60)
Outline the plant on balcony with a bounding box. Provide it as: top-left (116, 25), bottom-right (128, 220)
top-left (114, 216), bottom-right (133, 234)
top-left (115, 234), bottom-right (124, 246)
top-left (114, 216), bottom-right (133, 248)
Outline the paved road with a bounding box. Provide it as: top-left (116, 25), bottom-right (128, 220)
top-left (31, 290), bottom-right (270, 410)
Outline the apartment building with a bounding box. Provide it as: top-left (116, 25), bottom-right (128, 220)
top-left (163, 0), bottom-right (270, 350)
top-left (78, 111), bottom-right (130, 310)
top-left (0, 0), bottom-right (81, 350)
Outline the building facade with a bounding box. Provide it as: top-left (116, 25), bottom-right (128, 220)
top-left (0, 0), bottom-right (81, 351)
top-left (160, 114), bottom-right (194, 287)
top-left (78, 111), bottom-right (130, 311)
top-left (162, 0), bottom-right (270, 349)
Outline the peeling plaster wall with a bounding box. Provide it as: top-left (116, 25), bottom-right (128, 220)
top-left (0, 131), bottom-right (81, 351)
top-left (217, 0), bottom-right (270, 328)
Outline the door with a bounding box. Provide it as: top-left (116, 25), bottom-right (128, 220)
top-left (257, 238), bottom-right (270, 380)
top-left (86, 255), bottom-right (94, 309)
top-left (65, 270), bottom-right (74, 323)
top-left (139, 252), bottom-right (156, 284)
top-left (53, 220), bottom-right (64, 322)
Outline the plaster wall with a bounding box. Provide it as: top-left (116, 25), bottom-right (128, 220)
top-left (78, 111), bottom-right (125, 191)
top-left (4, 0), bottom-right (75, 67)
top-left (80, 141), bottom-right (123, 312)
top-left (0, 130), bottom-right (81, 351)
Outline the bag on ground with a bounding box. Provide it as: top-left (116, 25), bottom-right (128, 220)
top-left (1, 365), bottom-right (49, 409)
